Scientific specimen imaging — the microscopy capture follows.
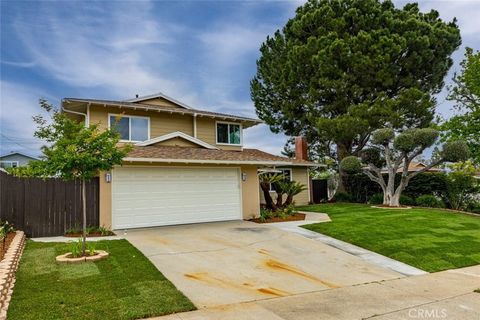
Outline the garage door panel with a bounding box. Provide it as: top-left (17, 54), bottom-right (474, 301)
top-left (112, 167), bottom-right (242, 229)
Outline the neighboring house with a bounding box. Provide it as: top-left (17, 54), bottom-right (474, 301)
top-left (0, 152), bottom-right (39, 169)
top-left (381, 161), bottom-right (444, 174)
top-left (62, 92), bottom-right (317, 229)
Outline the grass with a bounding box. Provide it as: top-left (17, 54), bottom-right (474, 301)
top-left (298, 203), bottom-right (480, 273)
top-left (8, 239), bottom-right (195, 320)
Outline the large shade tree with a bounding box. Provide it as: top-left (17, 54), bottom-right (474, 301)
top-left (251, 0), bottom-right (461, 188)
top-left (441, 47), bottom-right (480, 164)
top-left (340, 128), bottom-right (469, 207)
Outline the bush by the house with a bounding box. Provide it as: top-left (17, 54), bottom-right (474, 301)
top-left (416, 195), bottom-right (445, 208)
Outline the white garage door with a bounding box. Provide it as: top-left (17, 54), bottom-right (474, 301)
top-left (112, 167), bottom-right (242, 229)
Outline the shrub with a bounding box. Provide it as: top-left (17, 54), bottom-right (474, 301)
top-left (0, 221), bottom-right (15, 234)
top-left (334, 192), bottom-right (353, 202)
top-left (340, 156), bottom-right (362, 174)
top-left (344, 173), bottom-right (382, 203)
top-left (400, 195), bottom-right (415, 206)
top-left (468, 203), bottom-right (480, 214)
top-left (259, 207), bottom-right (272, 222)
top-left (403, 173), bottom-right (447, 199)
top-left (416, 195), bottom-right (445, 208)
top-left (444, 172), bottom-right (479, 210)
top-left (98, 226), bottom-right (114, 236)
top-left (68, 239), bottom-right (83, 258)
top-left (86, 242), bottom-right (97, 256)
top-left (368, 193), bottom-right (384, 205)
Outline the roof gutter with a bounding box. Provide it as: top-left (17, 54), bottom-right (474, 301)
top-left (63, 99), bottom-right (262, 125)
top-left (61, 107), bottom-right (88, 127)
top-left (122, 157), bottom-right (321, 167)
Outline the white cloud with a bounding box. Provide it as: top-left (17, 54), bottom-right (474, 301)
top-left (244, 124), bottom-right (287, 155)
top-left (0, 81), bottom-right (52, 156)
top-left (11, 1), bottom-right (186, 100)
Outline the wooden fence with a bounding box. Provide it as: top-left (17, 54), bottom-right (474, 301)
top-left (0, 171), bottom-right (99, 237)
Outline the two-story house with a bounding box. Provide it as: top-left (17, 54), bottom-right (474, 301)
top-left (62, 93), bottom-right (316, 229)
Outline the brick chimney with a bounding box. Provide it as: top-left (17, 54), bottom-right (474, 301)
top-left (295, 136), bottom-right (308, 161)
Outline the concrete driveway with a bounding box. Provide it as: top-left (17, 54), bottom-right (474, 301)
top-left (123, 220), bottom-right (402, 308)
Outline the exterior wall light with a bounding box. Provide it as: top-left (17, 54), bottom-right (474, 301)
top-left (105, 172), bottom-right (112, 183)
top-left (242, 172), bottom-right (247, 181)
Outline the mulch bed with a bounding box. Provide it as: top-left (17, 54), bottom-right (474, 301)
top-left (0, 232), bottom-right (17, 261)
top-left (64, 231), bottom-right (115, 238)
top-left (250, 213), bottom-right (306, 224)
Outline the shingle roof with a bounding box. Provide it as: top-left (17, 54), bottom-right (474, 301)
top-left (124, 146), bottom-right (318, 167)
top-left (62, 97), bottom-right (262, 126)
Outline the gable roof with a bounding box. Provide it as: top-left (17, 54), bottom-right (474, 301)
top-left (0, 152), bottom-right (40, 160)
top-left (124, 145), bottom-right (319, 167)
top-left (136, 131), bottom-right (218, 149)
top-left (62, 97), bottom-right (262, 128)
top-left (124, 92), bottom-right (193, 109)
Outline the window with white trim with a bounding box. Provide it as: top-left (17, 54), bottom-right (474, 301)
top-left (216, 122), bottom-right (241, 145)
top-left (270, 169), bottom-right (292, 192)
top-left (0, 161), bottom-right (19, 169)
top-left (109, 114), bottom-right (149, 142)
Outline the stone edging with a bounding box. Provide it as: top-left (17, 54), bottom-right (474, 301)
top-left (56, 250), bottom-right (109, 263)
top-left (0, 231), bottom-right (26, 320)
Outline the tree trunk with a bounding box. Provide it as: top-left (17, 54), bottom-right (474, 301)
top-left (284, 195), bottom-right (294, 206)
top-left (336, 143), bottom-right (350, 193)
top-left (260, 182), bottom-right (277, 211)
top-left (82, 179), bottom-right (87, 256)
top-left (275, 191), bottom-right (283, 208)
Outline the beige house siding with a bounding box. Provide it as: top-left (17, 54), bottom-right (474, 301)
top-left (99, 163), bottom-right (261, 228)
top-left (259, 167), bottom-right (310, 206)
top-left (89, 105), bottom-right (194, 137)
top-left (152, 137), bottom-right (200, 148)
top-left (292, 167), bottom-right (310, 205)
top-left (88, 105), bottom-right (243, 150)
top-left (139, 97), bottom-right (183, 108)
top-left (99, 171), bottom-right (112, 228)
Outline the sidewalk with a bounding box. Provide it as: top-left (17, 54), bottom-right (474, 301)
top-left (149, 265), bottom-right (480, 320)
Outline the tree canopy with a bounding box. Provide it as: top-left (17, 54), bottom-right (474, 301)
top-left (251, 0), bottom-right (461, 162)
top-left (441, 47), bottom-right (480, 164)
top-left (29, 99), bottom-right (129, 180)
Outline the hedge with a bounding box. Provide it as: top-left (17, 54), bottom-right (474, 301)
top-left (343, 172), bottom-right (448, 203)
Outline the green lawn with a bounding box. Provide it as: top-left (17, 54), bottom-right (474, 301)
top-left (298, 203), bottom-right (480, 272)
top-left (8, 240), bottom-right (195, 320)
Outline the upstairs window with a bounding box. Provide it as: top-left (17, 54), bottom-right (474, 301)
top-left (109, 114), bottom-right (149, 142)
top-left (216, 122), bottom-right (241, 145)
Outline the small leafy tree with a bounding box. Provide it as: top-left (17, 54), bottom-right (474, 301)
top-left (340, 128), bottom-right (469, 207)
top-left (29, 99), bottom-right (131, 255)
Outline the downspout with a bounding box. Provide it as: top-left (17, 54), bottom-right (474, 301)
top-left (193, 113), bottom-right (197, 138)
top-left (62, 107), bottom-right (88, 127)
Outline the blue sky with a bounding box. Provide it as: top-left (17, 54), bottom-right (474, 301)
top-left (1, 0), bottom-right (479, 157)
